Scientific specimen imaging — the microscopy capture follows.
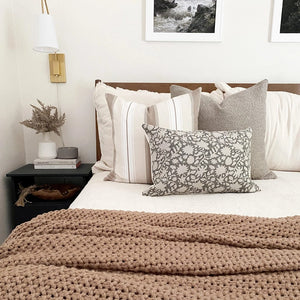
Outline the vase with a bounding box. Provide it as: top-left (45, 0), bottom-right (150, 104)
top-left (38, 132), bottom-right (57, 159)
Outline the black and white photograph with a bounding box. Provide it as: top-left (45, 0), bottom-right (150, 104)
top-left (146, 0), bottom-right (223, 41)
top-left (280, 0), bottom-right (300, 33)
top-left (271, 0), bottom-right (300, 42)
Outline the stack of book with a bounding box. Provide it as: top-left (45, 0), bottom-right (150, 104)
top-left (34, 158), bottom-right (81, 169)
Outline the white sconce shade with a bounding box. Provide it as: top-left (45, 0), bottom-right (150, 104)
top-left (33, 14), bottom-right (59, 53)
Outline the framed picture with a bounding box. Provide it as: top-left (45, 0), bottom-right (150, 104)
top-left (145, 0), bottom-right (223, 42)
top-left (271, 0), bottom-right (300, 42)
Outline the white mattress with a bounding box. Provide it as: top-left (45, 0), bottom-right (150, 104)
top-left (70, 171), bottom-right (300, 217)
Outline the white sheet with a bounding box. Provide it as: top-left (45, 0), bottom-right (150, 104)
top-left (70, 171), bottom-right (300, 217)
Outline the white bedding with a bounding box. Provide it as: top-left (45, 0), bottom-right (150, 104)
top-left (70, 171), bottom-right (300, 217)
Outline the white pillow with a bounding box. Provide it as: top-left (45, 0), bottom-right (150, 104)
top-left (264, 91), bottom-right (300, 171)
top-left (215, 82), bottom-right (300, 171)
top-left (116, 87), bottom-right (171, 104)
top-left (93, 82), bottom-right (171, 173)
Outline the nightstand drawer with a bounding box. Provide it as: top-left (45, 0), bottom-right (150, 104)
top-left (13, 199), bottom-right (73, 226)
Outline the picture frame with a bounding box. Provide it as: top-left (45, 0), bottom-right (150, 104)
top-left (271, 0), bottom-right (300, 42)
top-left (145, 0), bottom-right (223, 42)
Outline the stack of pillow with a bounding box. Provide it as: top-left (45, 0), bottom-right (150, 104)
top-left (93, 80), bottom-right (300, 197)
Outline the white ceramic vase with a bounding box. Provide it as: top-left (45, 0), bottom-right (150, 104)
top-left (38, 132), bottom-right (57, 159)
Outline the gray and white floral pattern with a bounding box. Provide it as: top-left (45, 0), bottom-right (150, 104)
top-left (142, 124), bottom-right (260, 197)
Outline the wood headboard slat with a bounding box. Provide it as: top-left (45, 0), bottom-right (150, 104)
top-left (94, 80), bottom-right (300, 161)
top-left (96, 80), bottom-right (300, 94)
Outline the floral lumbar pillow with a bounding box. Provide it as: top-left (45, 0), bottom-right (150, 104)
top-left (142, 124), bottom-right (260, 197)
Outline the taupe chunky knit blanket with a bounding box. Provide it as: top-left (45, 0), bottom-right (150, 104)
top-left (0, 209), bottom-right (299, 299)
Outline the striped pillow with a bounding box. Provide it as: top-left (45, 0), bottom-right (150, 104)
top-left (104, 88), bottom-right (201, 184)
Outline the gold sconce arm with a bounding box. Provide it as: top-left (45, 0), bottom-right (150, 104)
top-left (41, 0), bottom-right (49, 14)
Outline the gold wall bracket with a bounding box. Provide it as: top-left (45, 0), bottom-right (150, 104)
top-left (49, 53), bottom-right (66, 83)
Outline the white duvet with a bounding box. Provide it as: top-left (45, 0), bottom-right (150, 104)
top-left (70, 171), bottom-right (300, 218)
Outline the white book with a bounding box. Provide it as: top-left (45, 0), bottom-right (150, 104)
top-left (34, 162), bottom-right (81, 169)
top-left (34, 158), bottom-right (80, 165)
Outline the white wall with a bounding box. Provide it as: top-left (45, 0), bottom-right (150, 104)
top-left (11, 0), bottom-right (300, 163)
top-left (0, 1), bottom-right (25, 243)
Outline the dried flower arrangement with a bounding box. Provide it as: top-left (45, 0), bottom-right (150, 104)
top-left (20, 100), bottom-right (66, 135)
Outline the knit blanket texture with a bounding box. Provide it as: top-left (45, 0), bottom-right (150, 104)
top-left (0, 209), bottom-right (299, 299)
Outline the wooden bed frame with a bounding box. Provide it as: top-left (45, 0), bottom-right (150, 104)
top-left (94, 79), bottom-right (300, 161)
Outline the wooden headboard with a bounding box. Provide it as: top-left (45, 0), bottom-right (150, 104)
top-left (95, 80), bottom-right (300, 161)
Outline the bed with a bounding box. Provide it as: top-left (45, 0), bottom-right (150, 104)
top-left (71, 81), bottom-right (300, 217)
top-left (0, 81), bottom-right (300, 299)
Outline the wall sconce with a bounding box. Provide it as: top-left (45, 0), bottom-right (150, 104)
top-left (33, 0), bottom-right (66, 83)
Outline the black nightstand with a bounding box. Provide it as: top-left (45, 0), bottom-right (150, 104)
top-left (6, 163), bottom-right (93, 228)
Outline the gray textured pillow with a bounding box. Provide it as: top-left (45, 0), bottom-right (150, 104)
top-left (142, 124), bottom-right (260, 197)
top-left (170, 80), bottom-right (276, 180)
